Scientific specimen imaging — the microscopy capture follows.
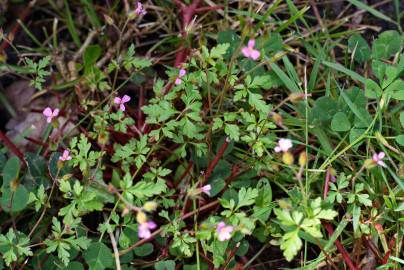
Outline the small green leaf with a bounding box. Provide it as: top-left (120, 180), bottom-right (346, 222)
top-left (217, 30), bottom-right (240, 59)
top-left (127, 179), bottom-right (167, 199)
top-left (83, 242), bottom-right (113, 270)
top-left (371, 30), bottom-right (402, 59)
top-left (224, 124), bottom-right (240, 142)
top-left (0, 186), bottom-right (29, 213)
top-left (400, 112), bottom-right (404, 128)
top-left (365, 79), bottom-right (382, 99)
top-left (155, 260), bottom-right (176, 270)
top-left (210, 43), bottom-right (229, 58)
top-left (395, 135), bottom-right (404, 146)
top-left (83, 45), bottom-right (101, 69)
top-left (331, 112), bottom-right (351, 132)
top-left (348, 33), bottom-right (371, 63)
top-left (63, 261), bottom-right (85, 270)
top-left (281, 230), bottom-right (302, 261)
top-left (134, 243), bottom-right (153, 257)
top-left (236, 187), bottom-right (259, 210)
top-left (2, 156), bottom-right (20, 188)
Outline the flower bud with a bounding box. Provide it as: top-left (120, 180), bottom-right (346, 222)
top-left (51, 119), bottom-right (59, 129)
top-left (143, 201), bottom-right (158, 212)
top-left (128, 11), bottom-right (137, 20)
top-left (282, 152), bottom-right (294, 165)
top-left (136, 211), bottom-right (147, 224)
top-left (272, 113), bottom-right (283, 126)
top-left (364, 159), bottom-right (376, 169)
top-left (374, 132), bottom-right (388, 147)
top-left (57, 160), bottom-right (64, 169)
top-left (7, 31), bottom-right (14, 43)
top-left (122, 207), bottom-right (130, 217)
top-left (289, 93), bottom-right (306, 103)
top-left (61, 174), bottom-right (73, 181)
top-left (298, 152), bottom-right (307, 166)
top-left (103, 14), bottom-right (114, 25)
top-left (374, 223), bottom-right (383, 233)
top-left (98, 131), bottom-right (109, 145)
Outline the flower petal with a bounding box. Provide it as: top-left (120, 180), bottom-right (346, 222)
top-left (120, 104), bottom-right (126, 111)
top-left (179, 69), bottom-right (186, 77)
top-left (147, 221), bottom-right (157, 230)
top-left (114, 97), bottom-right (122, 104)
top-left (378, 152), bottom-right (385, 159)
top-left (122, 95), bottom-right (131, 103)
top-left (175, 78), bottom-right (182, 85)
top-left (378, 161), bottom-right (387, 168)
top-left (53, 108), bottom-right (60, 117)
top-left (247, 39), bottom-right (255, 48)
top-left (241, 47), bottom-right (251, 58)
top-left (216, 222), bottom-right (225, 232)
top-left (43, 107), bottom-right (53, 117)
top-left (250, 49), bottom-right (260, 60)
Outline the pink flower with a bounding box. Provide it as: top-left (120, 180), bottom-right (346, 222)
top-left (241, 39), bottom-right (260, 60)
top-left (59, 150), bottom-right (72, 161)
top-left (43, 107), bottom-right (59, 123)
top-left (274, 138), bottom-right (293, 153)
top-left (135, 2), bottom-right (146, 15)
top-left (201, 184), bottom-right (211, 196)
top-left (216, 222), bottom-right (233, 241)
top-left (138, 221), bottom-right (157, 239)
top-left (175, 69), bottom-right (186, 85)
top-left (114, 95), bottom-right (131, 111)
top-left (372, 152), bottom-right (387, 168)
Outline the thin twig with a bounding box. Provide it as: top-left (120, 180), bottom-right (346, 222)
top-left (104, 214), bottom-right (121, 270)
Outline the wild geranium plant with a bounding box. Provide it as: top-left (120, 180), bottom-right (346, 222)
top-left (0, 1), bottom-right (402, 270)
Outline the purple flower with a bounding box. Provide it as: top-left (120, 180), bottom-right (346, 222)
top-left (216, 222), bottom-right (233, 241)
top-left (135, 2), bottom-right (146, 15)
top-left (241, 39), bottom-right (260, 60)
top-left (43, 107), bottom-right (59, 123)
top-left (175, 69), bottom-right (186, 85)
top-left (201, 184), bottom-right (211, 196)
top-left (114, 95), bottom-right (131, 111)
top-left (274, 138), bottom-right (293, 153)
top-left (138, 221), bottom-right (157, 239)
top-left (59, 150), bottom-right (72, 161)
top-left (372, 152), bottom-right (387, 168)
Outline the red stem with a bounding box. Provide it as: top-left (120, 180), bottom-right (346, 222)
top-left (137, 87), bottom-right (144, 130)
top-left (323, 222), bottom-right (358, 270)
top-left (0, 131), bottom-right (26, 165)
top-left (195, 6), bottom-right (224, 13)
top-left (323, 167), bottom-right (358, 270)
top-left (381, 236), bottom-right (396, 265)
top-left (204, 138), bottom-right (230, 181)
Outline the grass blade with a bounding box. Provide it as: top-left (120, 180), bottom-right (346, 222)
top-left (348, 0), bottom-right (396, 25)
top-left (64, 0), bottom-right (82, 47)
top-left (323, 60), bottom-right (366, 84)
